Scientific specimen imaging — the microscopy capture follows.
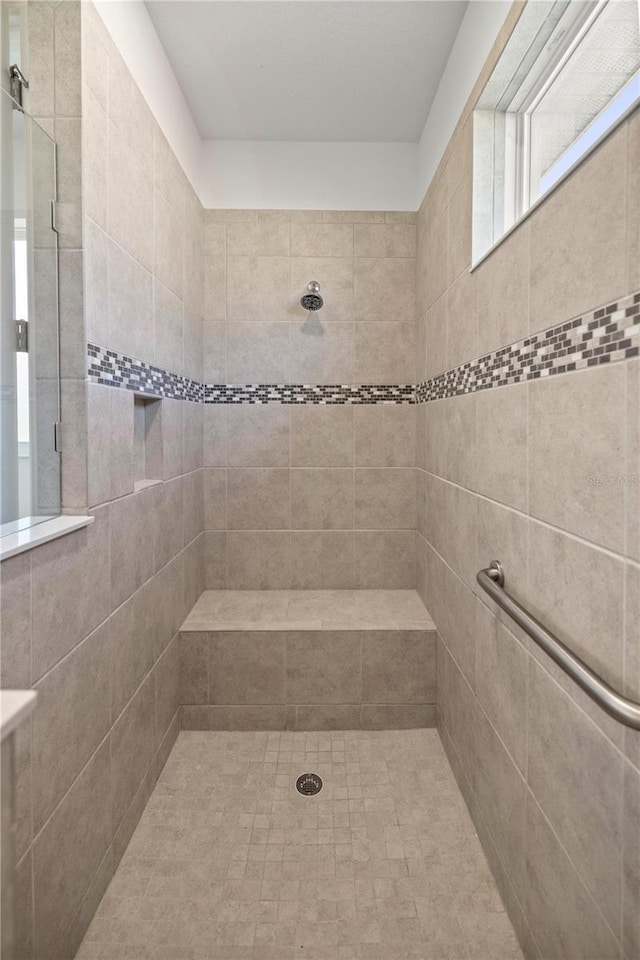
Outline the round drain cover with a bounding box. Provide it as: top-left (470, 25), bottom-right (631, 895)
top-left (296, 773), bottom-right (323, 796)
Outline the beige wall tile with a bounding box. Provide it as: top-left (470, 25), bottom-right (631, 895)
top-left (354, 530), bottom-right (415, 588)
top-left (227, 405), bottom-right (290, 466)
top-left (210, 632), bottom-right (286, 704)
top-left (355, 468), bottom-right (416, 529)
top-left (110, 489), bottom-right (155, 609)
top-left (290, 532), bottom-right (354, 589)
top-left (286, 632), bottom-right (362, 703)
top-left (529, 365), bottom-right (625, 553)
top-left (227, 532), bottom-right (292, 589)
top-left (362, 631), bottom-right (436, 703)
top-left (425, 295), bottom-right (447, 379)
top-left (203, 320), bottom-right (225, 382)
top-left (183, 307), bottom-right (203, 383)
top-left (355, 223), bottom-right (416, 258)
top-left (155, 635), bottom-right (181, 737)
top-left (444, 393), bottom-right (476, 492)
top-left (154, 477), bottom-right (184, 571)
top-left (475, 602), bottom-right (527, 772)
top-left (473, 703), bottom-right (527, 898)
top-left (528, 660), bottom-right (623, 933)
top-left (423, 398), bottom-right (446, 478)
top-left (529, 125), bottom-right (628, 329)
top-left (205, 253), bottom-right (226, 321)
top-left (154, 187), bottom-right (183, 298)
top-left (290, 223), bottom-right (353, 258)
top-left (83, 216), bottom-right (109, 345)
top-left (525, 795), bottom-right (619, 960)
top-left (0, 553), bottom-right (31, 689)
top-left (111, 675), bottom-right (156, 828)
top-left (477, 222), bottom-right (530, 355)
top-left (227, 468), bottom-right (290, 529)
top-left (153, 279), bottom-right (183, 377)
top-left (528, 520), bottom-right (625, 690)
top-left (107, 123), bottom-right (153, 271)
top-left (226, 321), bottom-right (290, 383)
top-left (354, 258), bottom-right (416, 323)
top-left (33, 741), bottom-right (111, 960)
top-left (203, 404), bottom-right (227, 467)
top-left (180, 632), bottom-right (209, 704)
top-left (109, 581), bottom-right (156, 719)
top-left (628, 111), bottom-right (640, 291)
top-left (290, 320), bottom-right (353, 384)
top-left (441, 567), bottom-right (476, 687)
top-left (361, 703), bottom-right (436, 728)
top-left (227, 221), bottom-right (290, 257)
top-left (31, 506), bottom-right (110, 680)
top-left (162, 399), bottom-right (185, 477)
top-left (623, 759), bottom-right (640, 959)
top-left (446, 269), bottom-right (477, 370)
top-left (183, 469), bottom-right (204, 545)
top-left (154, 130), bottom-right (186, 216)
top-left (627, 360), bottom-right (640, 563)
top-left (107, 238), bottom-right (153, 362)
top-left (291, 468), bottom-right (353, 529)
top-left (32, 621), bottom-right (111, 832)
top-left (205, 530), bottom-right (228, 589)
top-left (291, 406), bottom-right (353, 467)
top-left (476, 382), bottom-right (528, 513)
top-left (82, 88), bottom-right (107, 230)
top-left (227, 257), bottom-right (290, 320)
top-left (354, 322), bottom-right (414, 384)
top-left (354, 405), bottom-right (415, 467)
top-left (203, 468), bottom-right (227, 531)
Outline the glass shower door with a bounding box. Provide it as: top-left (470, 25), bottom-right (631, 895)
top-left (0, 86), bottom-right (60, 533)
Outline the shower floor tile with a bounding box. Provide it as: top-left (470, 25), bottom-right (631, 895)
top-left (76, 729), bottom-right (523, 960)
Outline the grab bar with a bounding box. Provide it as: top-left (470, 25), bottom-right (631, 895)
top-left (477, 561), bottom-right (640, 731)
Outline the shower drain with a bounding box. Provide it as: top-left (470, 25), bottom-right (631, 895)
top-left (296, 773), bottom-right (323, 796)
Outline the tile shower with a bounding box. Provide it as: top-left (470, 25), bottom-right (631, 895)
top-left (0, 3), bottom-right (638, 960)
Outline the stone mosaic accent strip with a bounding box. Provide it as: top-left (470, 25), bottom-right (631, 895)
top-left (87, 343), bottom-right (204, 402)
top-left (417, 291), bottom-right (640, 403)
top-left (204, 383), bottom-right (416, 404)
top-left (87, 344), bottom-right (415, 405)
top-left (88, 291), bottom-right (639, 407)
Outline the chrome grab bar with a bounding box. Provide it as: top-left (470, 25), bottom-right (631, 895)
top-left (477, 561), bottom-right (640, 731)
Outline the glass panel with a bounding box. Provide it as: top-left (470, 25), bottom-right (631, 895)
top-left (1, 87), bottom-right (60, 534)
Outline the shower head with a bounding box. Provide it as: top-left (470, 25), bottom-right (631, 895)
top-left (301, 280), bottom-right (323, 312)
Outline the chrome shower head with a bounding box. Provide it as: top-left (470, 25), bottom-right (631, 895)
top-left (301, 280), bottom-right (323, 311)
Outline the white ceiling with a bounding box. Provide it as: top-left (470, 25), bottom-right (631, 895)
top-left (145, 1), bottom-right (469, 142)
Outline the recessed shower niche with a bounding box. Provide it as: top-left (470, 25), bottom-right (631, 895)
top-left (133, 394), bottom-right (163, 489)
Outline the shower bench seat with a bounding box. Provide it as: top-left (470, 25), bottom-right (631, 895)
top-left (179, 589), bottom-right (437, 731)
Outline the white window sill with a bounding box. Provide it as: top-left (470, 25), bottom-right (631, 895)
top-left (0, 515), bottom-right (94, 561)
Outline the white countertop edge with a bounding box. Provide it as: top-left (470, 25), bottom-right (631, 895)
top-left (0, 515), bottom-right (94, 561)
top-left (1, 691), bottom-right (37, 741)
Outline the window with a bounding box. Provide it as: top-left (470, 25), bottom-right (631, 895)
top-left (472, 0), bottom-right (640, 265)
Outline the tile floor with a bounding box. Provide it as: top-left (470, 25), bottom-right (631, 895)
top-left (181, 590), bottom-right (435, 632)
top-left (77, 729), bottom-right (523, 960)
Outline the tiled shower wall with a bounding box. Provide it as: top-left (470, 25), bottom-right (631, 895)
top-left (0, 4), bottom-right (205, 958)
top-left (415, 7), bottom-right (640, 958)
top-left (201, 210), bottom-right (418, 589)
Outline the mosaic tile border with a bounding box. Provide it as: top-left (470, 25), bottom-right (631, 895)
top-left (204, 383), bottom-right (415, 404)
top-left (87, 344), bottom-right (204, 402)
top-left (87, 344), bottom-right (415, 405)
top-left (88, 291), bottom-right (640, 407)
top-left (417, 291), bottom-right (640, 403)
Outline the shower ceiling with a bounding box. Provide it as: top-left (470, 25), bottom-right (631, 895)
top-left (145, 0), bottom-right (469, 142)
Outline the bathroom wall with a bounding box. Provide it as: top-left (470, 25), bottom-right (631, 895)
top-left (0, 4), bottom-right (205, 957)
top-left (201, 209), bottom-right (417, 589)
top-left (415, 7), bottom-right (640, 957)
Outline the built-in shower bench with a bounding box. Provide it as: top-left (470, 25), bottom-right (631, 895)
top-left (179, 590), bottom-right (437, 731)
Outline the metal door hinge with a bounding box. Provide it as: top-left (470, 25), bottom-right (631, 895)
top-left (54, 422), bottom-right (61, 453)
top-left (16, 320), bottom-right (28, 353)
top-left (9, 64), bottom-right (29, 109)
